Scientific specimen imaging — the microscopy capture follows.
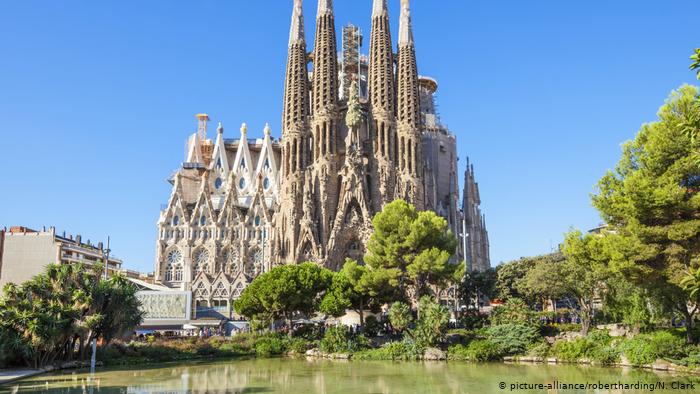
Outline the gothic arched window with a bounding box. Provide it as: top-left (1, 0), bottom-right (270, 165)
top-left (193, 249), bottom-right (210, 276)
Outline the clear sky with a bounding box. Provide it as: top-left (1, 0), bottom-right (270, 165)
top-left (1, 1), bottom-right (698, 273)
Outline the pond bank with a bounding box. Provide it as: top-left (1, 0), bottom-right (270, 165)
top-left (0, 369), bottom-right (44, 385)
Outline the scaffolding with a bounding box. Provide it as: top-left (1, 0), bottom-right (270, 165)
top-left (341, 24), bottom-right (362, 101)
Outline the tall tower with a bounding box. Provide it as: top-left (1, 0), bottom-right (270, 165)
top-left (276, 0), bottom-right (311, 264)
top-left (395, 0), bottom-right (423, 209)
top-left (308, 0), bottom-right (341, 259)
top-left (368, 0), bottom-right (396, 209)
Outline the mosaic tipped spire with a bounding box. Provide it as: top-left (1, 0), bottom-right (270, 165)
top-left (289, 0), bottom-right (305, 45)
top-left (372, 0), bottom-right (388, 18)
top-left (398, 0), bottom-right (414, 46)
top-left (317, 0), bottom-right (333, 16)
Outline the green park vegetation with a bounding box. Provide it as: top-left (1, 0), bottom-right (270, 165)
top-left (1, 51), bottom-right (699, 372)
top-left (0, 263), bottom-right (143, 369)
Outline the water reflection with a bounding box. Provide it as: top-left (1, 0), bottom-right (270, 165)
top-left (2, 358), bottom-right (699, 393)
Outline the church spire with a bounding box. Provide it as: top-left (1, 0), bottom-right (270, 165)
top-left (398, 0), bottom-right (414, 46)
top-left (282, 0), bottom-right (310, 172)
top-left (317, 0), bottom-right (332, 15)
top-left (369, 0), bottom-right (397, 206)
top-left (395, 0), bottom-right (423, 209)
top-left (277, 0), bottom-right (311, 265)
top-left (289, 0), bottom-right (305, 46)
top-left (311, 0), bottom-right (339, 162)
top-left (372, 0), bottom-right (388, 18)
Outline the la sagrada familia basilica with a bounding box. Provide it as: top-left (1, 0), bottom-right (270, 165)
top-left (154, 0), bottom-right (490, 311)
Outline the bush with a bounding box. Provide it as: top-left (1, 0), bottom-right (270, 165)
top-left (549, 331), bottom-right (620, 365)
top-left (412, 297), bottom-right (450, 348)
top-left (253, 334), bottom-right (287, 356)
top-left (363, 315), bottom-right (382, 337)
top-left (320, 326), bottom-right (369, 353)
top-left (527, 342), bottom-right (550, 358)
top-left (490, 299), bottom-right (537, 326)
top-left (465, 339), bottom-right (503, 361)
top-left (353, 340), bottom-right (422, 361)
top-left (620, 331), bottom-right (688, 366)
top-left (285, 338), bottom-right (311, 355)
top-left (486, 324), bottom-right (540, 355)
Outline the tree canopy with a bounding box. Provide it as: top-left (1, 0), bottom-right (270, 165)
top-left (365, 199), bottom-right (458, 303)
top-left (0, 263), bottom-right (142, 368)
top-left (592, 84), bottom-right (700, 341)
top-left (234, 262), bottom-right (333, 333)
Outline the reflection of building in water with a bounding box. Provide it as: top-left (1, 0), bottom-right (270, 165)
top-left (147, 0), bottom-right (490, 327)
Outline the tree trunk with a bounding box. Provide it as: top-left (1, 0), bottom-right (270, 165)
top-left (285, 314), bottom-right (293, 338)
top-left (579, 298), bottom-right (592, 336)
top-left (682, 308), bottom-right (695, 344)
top-left (358, 299), bottom-right (365, 328)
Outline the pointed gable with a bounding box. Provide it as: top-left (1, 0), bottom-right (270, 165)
top-left (255, 124), bottom-right (279, 201)
top-left (192, 172), bottom-right (216, 226)
top-left (231, 123), bottom-right (254, 194)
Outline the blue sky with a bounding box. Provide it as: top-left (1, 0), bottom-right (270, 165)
top-left (0, 1), bottom-right (698, 273)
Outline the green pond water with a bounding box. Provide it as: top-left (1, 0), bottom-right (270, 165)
top-left (2, 358), bottom-right (699, 393)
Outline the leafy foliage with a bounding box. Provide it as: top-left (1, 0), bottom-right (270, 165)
top-left (412, 296), bottom-right (450, 348)
top-left (620, 330), bottom-right (689, 366)
top-left (365, 200), bottom-right (458, 302)
top-left (0, 263), bottom-right (143, 368)
top-left (319, 326), bottom-right (369, 354)
top-left (320, 259), bottom-right (392, 326)
top-left (592, 85), bottom-right (700, 342)
top-left (388, 301), bottom-right (413, 334)
top-left (692, 49), bottom-right (700, 80)
top-left (234, 262), bottom-right (333, 333)
top-left (486, 324), bottom-right (540, 355)
top-left (490, 298), bottom-right (537, 326)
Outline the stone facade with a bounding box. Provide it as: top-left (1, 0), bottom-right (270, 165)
top-left (154, 0), bottom-right (490, 310)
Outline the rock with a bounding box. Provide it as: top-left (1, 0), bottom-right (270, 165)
top-left (547, 357), bottom-right (557, 364)
top-left (423, 347), bottom-right (446, 361)
top-left (652, 359), bottom-right (670, 371)
top-left (305, 349), bottom-right (320, 357)
top-left (619, 355), bottom-right (632, 367)
top-left (503, 356), bottom-right (515, 362)
top-left (544, 336), bottom-right (556, 345)
top-left (334, 353), bottom-right (350, 359)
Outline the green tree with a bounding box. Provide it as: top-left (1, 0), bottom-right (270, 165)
top-left (561, 230), bottom-right (611, 335)
top-left (691, 49), bottom-right (700, 80)
top-left (0, 263), bottom-right (142, 368)
top-left (459, 268), bottom-right (496, 312)
top-left (519, 253), bottom-right (567, 309)
top-left (412, 296), bottom-right (450, 348)
top-left (388, 301), bottom-right (413, 334)
top-left (234, 262), bottom-right (332, 336)
top-left (365, 200), bottom-right (458, 303)
top-left (494, 256), bottom-right (538, 302)
top-left (320, 259), bottom-right (396, 327)
top-left (592, 85), bottom-right (700, 343)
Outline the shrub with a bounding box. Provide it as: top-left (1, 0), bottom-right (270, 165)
top-left (490, 299), bottom-right (536, 326)
top-left (620, 331), bottom-right (688, 366)
top-left (254, 336), bottom-right (286, 356)
top-left (320, 326), bottom-right (369, 353)
top-left (285, 338), bottom-right (311, 355)
top-left (353, 340), bottom-right (422, 361)
top-left (363, 315), bottom-right (382, 337)
top-left (527, 342), bottom-right (550, 358)
top-left (486, 324), bottom-right (540, 355)
top-left (447, 344), bottom-right (471, 361)
top-left (388, 302), bottom-right (413, 333)
top-left (549, 331), bottom-right (620, 365)
top-left (465, 339), bottom-right (503, 361)
top-left (412, 296), bottom-right (450, 348)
